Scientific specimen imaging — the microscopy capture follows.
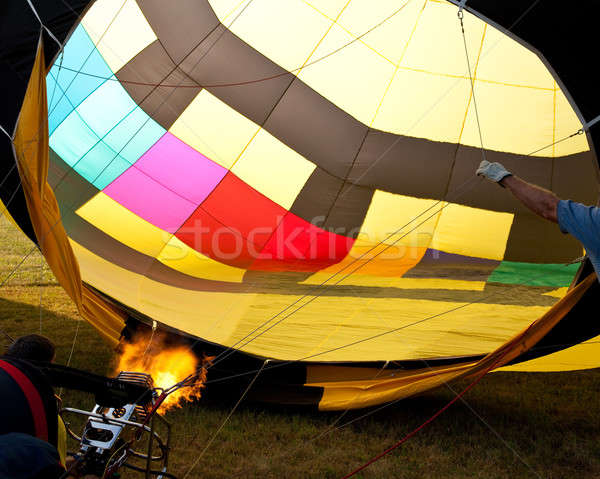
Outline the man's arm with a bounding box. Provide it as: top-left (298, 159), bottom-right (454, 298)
top-left (500, 176), bottom-right (559, 223)
top-left (476, 160), bottom-right (559, 223)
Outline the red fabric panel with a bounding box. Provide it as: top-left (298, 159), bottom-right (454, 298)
top-left (0, 360), bottom-right (48, 441)
top-left (175, 173), bottom-right (354, 272)
top-left (251, 212), bottom-right (355, 272)
top-left (175, 173), bottom-right (285, 268)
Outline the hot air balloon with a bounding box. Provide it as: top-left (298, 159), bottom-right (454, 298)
top-left (1, 0), bottom-right (599, 411)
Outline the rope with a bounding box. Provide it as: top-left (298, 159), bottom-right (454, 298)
top-left (25, 0), bottom-right (63, 49)
top-left (182, 360), bottom-right (268, 479)
top-left (459, 9), bottom-right (486, 162)
top-left (340, 321), bottom-right (535, 479)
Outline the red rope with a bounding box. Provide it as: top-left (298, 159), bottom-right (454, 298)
top-left (340, 332), bottom-right (529, 479)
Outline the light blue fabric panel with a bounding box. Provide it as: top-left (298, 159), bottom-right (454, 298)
top-left (47, 24), bottom-right (166, 190)
top-left (79, 142), bottom-right (132, 190)
top-left (103, 109), bottom-right (166, 166)
top-left (49, 112), bottom-right (130, 190)
top-left (76, 77), bottom-right (138, 138)
top-left (49, 112), bottom-right (99, 173)
top-left (46, 25), bottom-right (113, 135)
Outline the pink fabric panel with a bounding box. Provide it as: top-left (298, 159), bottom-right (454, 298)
top-left (104, 167), bottom-right (199, 233)
top-left (132, 133), bottom-right (227, 204)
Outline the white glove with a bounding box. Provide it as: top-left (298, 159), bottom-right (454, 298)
top-left (476, 160), bottom-right (512, 184)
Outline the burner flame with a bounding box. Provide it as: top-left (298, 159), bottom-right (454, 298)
top-left (115, 333), bottom-right (210, 413)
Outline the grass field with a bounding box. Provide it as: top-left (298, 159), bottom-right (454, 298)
top-left (2, 214), bottom-right (600, 478)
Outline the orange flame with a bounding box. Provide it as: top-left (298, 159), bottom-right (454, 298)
top-left (115, 334), bottom-right (210, 413)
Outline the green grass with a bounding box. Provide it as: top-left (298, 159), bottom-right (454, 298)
top-left (2, 215), bottom-right (600, 478)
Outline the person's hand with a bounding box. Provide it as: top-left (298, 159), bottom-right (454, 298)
top-left (476, 160), bottom-right (512, 184)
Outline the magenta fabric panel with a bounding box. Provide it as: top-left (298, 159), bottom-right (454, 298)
top-left (133, 133), bottom-right (227, 204)
top-left (104, 166), bottom-right (199, 233)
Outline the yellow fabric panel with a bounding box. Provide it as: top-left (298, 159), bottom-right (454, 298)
top-left (224, 0), bottom-right (332, 71)
top-left (334, 0), bottom-right (422, 65)
top-left (474, 19), bottom-right (553, 90)
top-left (0, 198), bottom-right (23, 233)
top-left (71, 239), bottom-right (253, 345)
top-left (460, 81), bottom-right (554, 157)
top-left (297, 22), bottom-right (396, 125)
top-left (13, 38), bottom-right (125, 346)
top-left (76, 195), bottom-right (246, 284)
top-left (208, 0), bottom-right (252, 23)
top-left (231, 129), bottom-right (316, 209)
top-left (400, 1), bottom-right (485, 80)
top-left (312, 362), bottom-right (476, 410)
top-left (499, 336), bottom-right (600, 372)
top-left (169, 90), bottom-right (259, 169)
top-left (222, 0), bottom-right (588, 157)
top-left (312, 274), bottom-right (596, 410)
top-left (359, 190), bottom-right (441, 247)
top-left (372, 67), bottom-right (472, 143)
top-left (303, 274), bottom-right (485, 291)
top-left (543, 287), bottom-right (568, 298)
top-left (57, 416), bottom-right (67, 465)
top-left (81, 0), bottom-right (157, 72)
top-left (157, 236), bottom-right (245, 283)
top-left (303, 0), bottom-right (353, 20)
top-left (71, 239), bottom-right (142, 312)
top-left (430, 203), bottom-right (514, 260)
top-left (554, 87), bottom-right (589, 157)
top-left (75, 192), bottom-right (169, 258)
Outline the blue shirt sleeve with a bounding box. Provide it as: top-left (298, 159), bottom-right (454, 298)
top-left (557, 199), bottom-right (600, 274)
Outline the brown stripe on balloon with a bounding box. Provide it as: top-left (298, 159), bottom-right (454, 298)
top-left (48, 148), bottom-right (99, 212)
top-left (504, 213), bottom-right (584, 263)
top-left (404, 250), bottom-right (500, 282)
top-left (136, 0), bottom-right (221, 65)
top-left (289, 167), bottom-right (374, 238)
top-left (116, 40), bottom-right (201, 129)
top-left (349, 130), bottom-right (457, 199)
top-left (181, 25), bottom-right (296, 127)
top-left (56, 212), bottom-right (555, 305)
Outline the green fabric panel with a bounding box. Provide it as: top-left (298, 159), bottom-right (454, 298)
top-left (488, 261), bottom-right (579, 287)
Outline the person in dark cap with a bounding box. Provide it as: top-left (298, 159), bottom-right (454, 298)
top-left (6, 334), bottom-right (55, 363)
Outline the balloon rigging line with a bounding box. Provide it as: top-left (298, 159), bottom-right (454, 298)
top-left (458, 9), bottom-right (486, 163)
top-left (53, 1), bottom-right (413, 91)
top-left (47, 0), bottom-right (127, 120)
top-left (57, 319), bottom-right (80, 399)
top-left (206, 175), bottom-right (479, 370)
top-left (204, 288), bottom-right (504, 386)
top-left (340, 298), bottom-right (547, 478)
top-left (182, 360), bottom-right (269, 479)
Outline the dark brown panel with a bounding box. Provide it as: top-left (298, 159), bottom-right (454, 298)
top-left (265, 81), bottom-right (368, 179)
top-left (290, 167), bottom-right (373, 238)
top-left (444, 144), bottom-right (553, 213)
top-left (116, 41), bottom-right (201, 129)
top-left (48, 148), bottom-right (99, 212)
top-left (553, 150), bottom-right (600, 204)
top-left (404, 250), bottom-right (500, 281)
top-left (136, 0), bottom-right (220, 64)
top-left (349, 130), bottom-right (457, 199)
top-left (183, 26), bottom-right (295, 126)
top-left (504, 212), bottom-right (583, 263)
